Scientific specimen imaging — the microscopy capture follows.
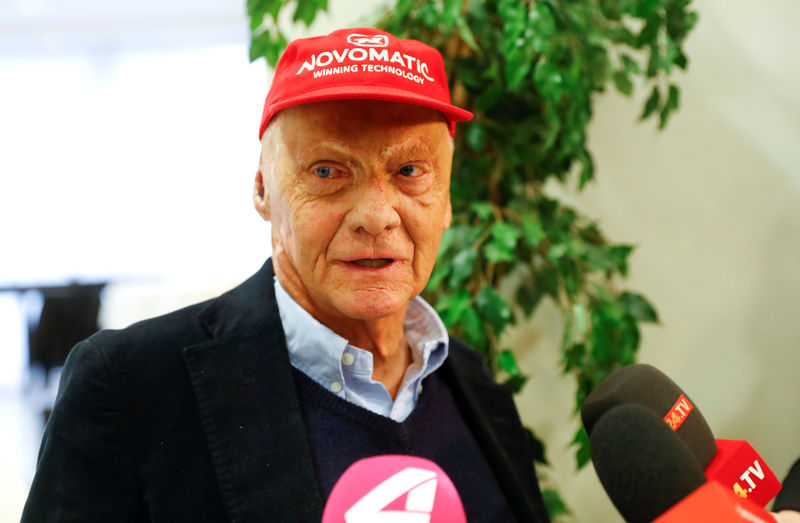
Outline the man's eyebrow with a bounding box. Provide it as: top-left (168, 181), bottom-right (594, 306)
top-left (301, 140), bottom-right (353, 158)
top-left (382, 137), bottom-right (438, 160)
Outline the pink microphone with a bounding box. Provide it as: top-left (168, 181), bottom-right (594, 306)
top-left (321, 455), bottom-right (466, 523)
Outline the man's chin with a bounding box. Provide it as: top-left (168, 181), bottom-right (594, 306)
top-left (332, 291), bottom-right (409, 322)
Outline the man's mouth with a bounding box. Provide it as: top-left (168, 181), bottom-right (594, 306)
top-left (351, 258), bottom-right (393, 268)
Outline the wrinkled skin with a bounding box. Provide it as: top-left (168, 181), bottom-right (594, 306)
top-left (254, 100), bottom-right (453, 395)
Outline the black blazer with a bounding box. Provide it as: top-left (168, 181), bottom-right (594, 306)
top-left (22, 260), bottom-right (549, 522)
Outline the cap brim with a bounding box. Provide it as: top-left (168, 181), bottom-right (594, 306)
top-left (259, 85), bottom-right (473, 139)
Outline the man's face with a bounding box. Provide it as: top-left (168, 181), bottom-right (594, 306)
top-left (255, 100), bottom-right (453, 326)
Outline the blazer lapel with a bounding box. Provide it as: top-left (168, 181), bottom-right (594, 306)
top-left (182, 261), bottom-right (323, 522)
top-left (441, 341), bottom-right (550, 523)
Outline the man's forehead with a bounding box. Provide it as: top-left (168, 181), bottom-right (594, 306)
top-left (266, 100), bottom-right (451, 149)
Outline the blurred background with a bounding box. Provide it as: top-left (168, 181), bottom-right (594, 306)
top-left (1, 0), bottom-right (798, 520)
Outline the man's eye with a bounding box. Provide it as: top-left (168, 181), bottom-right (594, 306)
top-left (398, 165), bottom-right (420, 177)
top-left (314, 166), bottom-right (333, 178)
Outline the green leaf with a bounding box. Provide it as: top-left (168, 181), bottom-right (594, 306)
top-left (460, 305), bottom-right (487, 349)
top-left (542, 488), bottom-right (570, 518)
top-left (442, 0), bottom-right (462, 30)
top-left (436, 289), bottom-right (472, 327)
top-left (456, 17), bottom-right (481, 53)
top-left (465, 122), bottom-right (486, 151)
top-left (572, 303), bottom-right (587, 334)
top-left (646, 43), bottom-right (660, 77)
top-left (674, 48), bottom-right (689, 69)
top-left (668, 83), bottom-right (680, 108)
top-left (637, 18), bottom-right (661, 47)
top-left (613, 70), bottom-right (633, 96)
top-left (533, 60), bottom-right (563, 101)
top-left (620, 291), bottom-right (659, 323)
top-left (582, 244), bottom-right (619, 272)
top-left (522, 217), bottom-right (546, 247)
top-left (516, 278), bottom-right (543, 317)
top-left (503, 374), bottom-right (528, 394)
top-left (470, 201), bottom-right (494, 220)
top-left (563, 342), bottom-right (586, 372)
top-left (560, 258), bottom-right (580, 299)
top-left (497, 348), bottom-right (522, 375)
top-left (659, 84), bottom-right (680, 129)
top-left (621, 54), bottom-right (641, 75)
top-left (426, 258), bottom-right (451, 291)
top-left (476, 285), bottom-right (513, 334)
top-left (526, 427), bottom-right (547, 464)
top-left (249, 29), bottom-right (287, 67)
top-left (250, 0), bottom-right (281, 21)
top-left (547, 243), bottom-right (568, 262)
top-left (572, 426), bottom-right (592, 468)
top-left (292, 0), bottom-right (324, 27)
top-left (538, 268), bottom-right (559, 302)
top-left (491, 221), bottom-right (520, 251)
top-left (609, 244), bottom-right (634, 275)
top-left (448, 248), bottom-right (478, 289)
top-left (475, 83), bottom-right (504, 111)
top-left (249, 11), bottom-right (264, 31)
top-left (641, 86), bottom-right (661, 120)
top-left (577, 147), bottom-right (594, 189)
top-left (485, 242), bottom-right (516, 263)
top-left (506, 48), bottom-right (535, 91)
top-left (419, 2), bottom-right (440, 28)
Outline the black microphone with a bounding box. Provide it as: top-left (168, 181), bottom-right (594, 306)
top-left (589, 403), bottom-right (708, 523)
top-left (582, 363), bottom-right (717, 467)
top-left (774, 458), bottom-right (800, 512)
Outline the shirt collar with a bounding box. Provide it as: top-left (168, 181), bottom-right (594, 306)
top-left (274, 279), bottom-right (349, 390)
top-left (273, 277), bottom-right (449, 418)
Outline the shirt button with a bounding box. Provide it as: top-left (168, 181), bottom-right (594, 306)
top-left (341, 353), bottom-right (355, 366)
top-left (331, 381), bottom-right (342, 393)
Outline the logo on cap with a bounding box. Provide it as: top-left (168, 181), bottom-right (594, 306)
top-left (346, 33), bottom-right (389, 47)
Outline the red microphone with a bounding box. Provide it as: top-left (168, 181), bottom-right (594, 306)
top-left (321, 455), bottom-right (466, 523)
top-left (704, 439), bottom-right (782, 507)
top-left (654, 481), bottom-right (778, 523)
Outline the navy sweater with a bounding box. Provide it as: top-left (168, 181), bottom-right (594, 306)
top-left (293, 368), bottom-right (517, 522)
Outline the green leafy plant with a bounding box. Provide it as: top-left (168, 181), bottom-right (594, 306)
top-left (247, 0), bottom-right (697, 518)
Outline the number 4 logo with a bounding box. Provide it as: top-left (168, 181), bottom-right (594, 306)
top-left (345, 467), bottom-right (438, 523)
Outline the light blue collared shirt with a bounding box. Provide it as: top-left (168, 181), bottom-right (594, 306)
top-left (274, 278), bottom-right (449, 422)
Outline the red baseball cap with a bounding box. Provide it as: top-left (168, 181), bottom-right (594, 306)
top-left (258, 27), bottom-right (473, 139)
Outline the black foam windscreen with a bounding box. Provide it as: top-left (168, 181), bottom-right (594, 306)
top-left (581, 363), bottom-right (717, 468)
top-left (773, 457), bottom-right (800, 512)
top-left (590, 404), bottom-right (708, 523)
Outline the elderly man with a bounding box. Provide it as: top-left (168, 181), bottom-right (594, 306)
top-left (22, 28), bottom-right (549, 522)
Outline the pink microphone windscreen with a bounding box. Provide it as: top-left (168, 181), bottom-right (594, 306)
top-left (321, 455), bottom-right (467, 523)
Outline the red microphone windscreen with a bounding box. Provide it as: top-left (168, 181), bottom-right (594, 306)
top-left (705, 439), bottom-right (782, 507)
top-left (321, 455), bottom-right (466, 523)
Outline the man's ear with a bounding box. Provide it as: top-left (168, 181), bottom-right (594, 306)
top-left (253, 168), bottom-right (271, 221)
top-left (443, 199), bottom-right (452, 230)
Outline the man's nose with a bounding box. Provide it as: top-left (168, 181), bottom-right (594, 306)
top-left (349, 177), bottom-right (401, 236)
